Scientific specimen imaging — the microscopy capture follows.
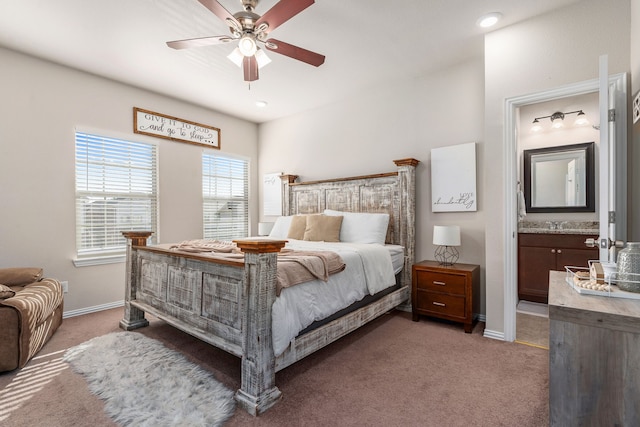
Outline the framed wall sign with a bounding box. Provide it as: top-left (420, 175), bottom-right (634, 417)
top-left (431, 142), bottom-right (477, 212)
top-left (263, 173), bottom-right (283, 216)
top-left (133, 107), bottom-right (221, 149)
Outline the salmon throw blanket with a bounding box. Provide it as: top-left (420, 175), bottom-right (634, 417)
top-left (169, 240), bottom-right (345, 296)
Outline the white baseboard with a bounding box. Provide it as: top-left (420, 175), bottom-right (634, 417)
top-left (63, 300), bottom-right (124, 319)
top-left (483, 329), bottom-right (505, 341)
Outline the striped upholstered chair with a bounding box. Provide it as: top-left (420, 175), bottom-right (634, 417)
top-left (0, 268), bottom-right (63, 372)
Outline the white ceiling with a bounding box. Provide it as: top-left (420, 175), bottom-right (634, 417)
top-left (0, 0), bottom-right (580, 123)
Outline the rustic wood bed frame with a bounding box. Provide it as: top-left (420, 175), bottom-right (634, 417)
top-left (120, 158), bottom-right (418, 415)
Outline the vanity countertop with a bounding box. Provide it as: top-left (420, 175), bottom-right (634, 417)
top-left (518, 221), bottom-right (598, 235)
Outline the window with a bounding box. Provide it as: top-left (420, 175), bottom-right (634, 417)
top-left (202, 152), bottom-right (249, 240)
top-left (75, 132), bottom-right (157, 263)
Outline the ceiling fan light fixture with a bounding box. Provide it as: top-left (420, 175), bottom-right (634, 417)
top-left (227, 47), bottom-right (243, 67)
top-left (255, 48), bottom-right (272, 68)
top-left (238, 35), bottom-right (257, 56)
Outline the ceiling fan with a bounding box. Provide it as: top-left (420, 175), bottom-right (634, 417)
top-left (166, 0), bottom-right (325, 82)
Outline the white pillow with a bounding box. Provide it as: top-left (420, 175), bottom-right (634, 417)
top-left (268, 216), bottom-right (294, 239)
top-left (324, 209), bottom-right (389, 244)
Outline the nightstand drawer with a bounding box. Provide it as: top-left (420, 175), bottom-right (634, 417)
top-left (412, 260), bottom-right (479, 333)
top-left (416, 291), bottom-right (465, 318)
top-left (415, 270), bottom-right (466, 294)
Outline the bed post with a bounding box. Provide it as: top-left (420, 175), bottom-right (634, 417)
top-left (120, 231), bottom-right (153, 330)
top-left (234, 239), bottom-right (287, 416)
top-left (280, 174), bottom-right (298, 215)
top-left (393, 158), bottom-right (419, 310)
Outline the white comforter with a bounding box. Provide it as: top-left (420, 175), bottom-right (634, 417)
top-left (272, 239), bottom-right (400, 357)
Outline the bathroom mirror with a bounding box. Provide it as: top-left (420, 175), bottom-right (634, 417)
top-left (523, 142), bottom-right (595, 213)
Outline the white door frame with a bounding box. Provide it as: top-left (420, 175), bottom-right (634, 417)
top-left (503, 74), bottom-right (627, 342)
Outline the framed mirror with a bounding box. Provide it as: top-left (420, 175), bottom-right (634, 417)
top-left (523, 142), bottom-right (595, 213)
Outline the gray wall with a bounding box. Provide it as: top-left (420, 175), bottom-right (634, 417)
top-left (259, 0), bottom-right (634, 336)
top-left (258, 58), bottom-right (488, 316)
top-left (484, 0), bottom-right (630, 335)
top-left (0, 47), bottom-right (258, 314)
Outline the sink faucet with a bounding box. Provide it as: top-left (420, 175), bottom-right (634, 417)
top-left (546, 221), bottom-right (563, 230)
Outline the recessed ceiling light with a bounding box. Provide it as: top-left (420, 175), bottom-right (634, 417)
top-left (256, 101), bottom-right (268, 108)
top-left (477, 12), bottom-right (502, 28)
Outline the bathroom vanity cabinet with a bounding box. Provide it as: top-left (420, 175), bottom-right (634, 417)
top-left (518, 232), bottom-right (598, 303)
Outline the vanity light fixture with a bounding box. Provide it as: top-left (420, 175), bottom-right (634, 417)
top-left (530, 110), bottom-right (589, 132)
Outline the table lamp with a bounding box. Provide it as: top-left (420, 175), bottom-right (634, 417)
top-left (433, 225), bottom-right (461, 265)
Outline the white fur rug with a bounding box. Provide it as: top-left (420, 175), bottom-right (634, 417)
top-left (63, 332), bottom-right (235, 426)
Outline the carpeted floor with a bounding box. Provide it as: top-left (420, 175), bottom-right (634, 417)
top-left (1, 307), bottom-right (549, 426)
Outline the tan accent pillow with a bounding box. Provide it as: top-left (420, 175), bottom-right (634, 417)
top-left (0, 268), bottom-right (43, 286)
top-left (303, 215), bottom-right (343, 242)
top-left (0, 284), bottom-right (16, 299)
top-left (287, 215), bottom-right (308, 240)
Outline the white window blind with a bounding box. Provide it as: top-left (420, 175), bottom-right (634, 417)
top-left (75, 132), bottom-right (157, 259)
top-left (202, 152), bottom-right (249, 240)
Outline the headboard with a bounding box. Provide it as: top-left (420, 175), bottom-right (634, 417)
top-left (279, 158), bottom-right (419, 288)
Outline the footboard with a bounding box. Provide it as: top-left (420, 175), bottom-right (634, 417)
top-left (120, 232), bottom-right (287, 415)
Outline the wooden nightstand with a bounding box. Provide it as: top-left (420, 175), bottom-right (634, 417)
top-left (412, 260), bottom-right (480, 333)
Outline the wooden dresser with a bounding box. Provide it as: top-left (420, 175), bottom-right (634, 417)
top-left (518, 233), bottom-right (598, 303)
top-left (411, 260), bottom-right (479, 333)
top-left (549, 270), bottom-right (640, 425)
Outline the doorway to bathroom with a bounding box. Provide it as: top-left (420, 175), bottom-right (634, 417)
top-left (514, 93), bottom-right (600, 348)
top-left (503, 66), bottom-right (628, 343)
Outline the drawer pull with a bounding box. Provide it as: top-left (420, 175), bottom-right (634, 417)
top-left (432, 302), bottom-right (446, 307)
top-left (433, 281), bottom-right (446, 286)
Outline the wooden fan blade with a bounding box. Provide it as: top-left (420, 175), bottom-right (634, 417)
top-left (243, 55), bottom-right (259, 81)
top-left (255, 0), bottom-right (314, 33)
top-left (166, 35), bottom-right (233, 50)
top-left (197, 0), bottom-right (241, 29)
top-left (265, 38), bottom-right (325, 67)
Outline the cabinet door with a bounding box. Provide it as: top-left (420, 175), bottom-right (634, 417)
top-left (556, 248), bottom-right (598, 270)
top-left (518, 246), bottom-right (555, 303)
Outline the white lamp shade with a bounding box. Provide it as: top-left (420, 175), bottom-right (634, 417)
top-left (258, 222), bottom-right (275, 236)
top-left (433, 225), bottom-right (461, 246)
top-left (254, 48), bottom-right (272, 68)
top-left (227, 47), bottom-right (243, 67)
